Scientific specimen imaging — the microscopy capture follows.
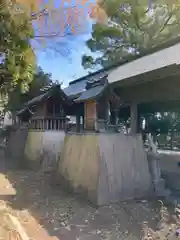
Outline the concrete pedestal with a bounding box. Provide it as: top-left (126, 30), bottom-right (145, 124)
top-left (56, 133), bottom-right (153, 205)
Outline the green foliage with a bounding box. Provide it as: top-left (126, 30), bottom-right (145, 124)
top-left (82, 0), bottom-right (180, 68)
top-left (143, 112), bottom-right (180, 136)
top-left (0, 0), bottom-right (36, 93)
top-left (6, 66), bottom-right (53, 111)
top-left (26, 66), bottom-right (53, 99)
top-left (144, 113), bottom-right (171, 135)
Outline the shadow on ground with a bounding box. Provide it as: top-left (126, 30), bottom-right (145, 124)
top-left (0, 150), bottom-right (160, 240)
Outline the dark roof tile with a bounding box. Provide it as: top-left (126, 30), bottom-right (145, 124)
top-left (64, 71), bottom-right (108, 98)
top-left (75, 85), bottom-right (106, 103)
top-left (63, 78), bottom-right (87, 98)
top-left (24, 92), bottom-right (48, 107)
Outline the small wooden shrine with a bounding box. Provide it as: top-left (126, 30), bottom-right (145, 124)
top-left (63, 71), bottom-right (121, 132)
top-left (74, 72), bottom-right (109, 131)
top-left (17, 84), bottom-right (73, 130)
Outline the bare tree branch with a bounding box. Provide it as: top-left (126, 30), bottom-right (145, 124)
top-left (34, 28), bottom-right (90, 39)
top-left (31, 9), bottom-right (47, 20)
top-left (30, 5), bottom-right (83, 20)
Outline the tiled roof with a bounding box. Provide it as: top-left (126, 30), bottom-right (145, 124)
top-left (63, 78), bottom-right (87, 98)
top-left (24, 85), bottom-right (70, 108)
top-left (24, 92), bottom-right (48, 107)
top-left (63, 71), bottom-right (108, 99)
top-left (75, 85), bottom-right (107, 103)
top-left (17, 85), bottom-right (72, 116)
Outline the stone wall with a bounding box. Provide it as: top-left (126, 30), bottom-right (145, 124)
top-left (57, 133), bottom-right (153, 205)
top-left (24, 130), bottom-right (65, 170)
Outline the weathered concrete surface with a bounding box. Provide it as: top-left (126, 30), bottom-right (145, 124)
top-left (98, 134), bottom-right (153, 205)
top-left (24, 130), bottom-right (65, 170)
top-left (159, 150), bottom-right (180, 192)
top-left (158, 150), bottom-right (180, 173)
top-left (57, 134), bottom-right (100, 202)
top-left (57, 133), bottom-right (153, 205)
top-left (6, 125), bottom-right (28, 167)
top-left (24, 131), bottom-right (43, 168)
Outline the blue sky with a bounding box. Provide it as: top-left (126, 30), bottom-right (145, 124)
top-left (36, 24), bottom-right (93, 87)
top-left (35, 0), bottom-right (99, 87)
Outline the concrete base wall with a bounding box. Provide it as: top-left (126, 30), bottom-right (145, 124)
top-left (24, 130), bottom-right (65, 170)
top-left (6, 125), bottom-right (29, 166)
top-left (57, 133), bottom-right (153, 205)
top-left (159, 150), bottom-right (180, 192)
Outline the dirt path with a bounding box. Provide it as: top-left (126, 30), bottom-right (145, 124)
top-left (0, 152), bottom-right (160, 240)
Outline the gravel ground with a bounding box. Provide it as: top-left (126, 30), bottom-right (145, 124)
top-left (0, 154), bottom-right (161, 240)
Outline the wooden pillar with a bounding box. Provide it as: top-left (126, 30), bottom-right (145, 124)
top-left (82, 115), bottom-right (85, 130)
top-left (110, 110), bottom-right (114, 125)
top-left (76, 114), bottom-right (81, 132)
top-left (115, 109), bottom-right (119, 125)
top-left (104, 100), bottom-right (109, 129)
top-left (53, 103), bottom-right (55, 116)
top-left (84, 101), bottom-right (97, 131)
top-left (110, 109), bottom-right (118, 125)
top-left (130, 102), bottom-right (138, 134)
top-left (137, 110), bottom-right (141, 133)
top-left (106, 101), bottom-right (110, 122)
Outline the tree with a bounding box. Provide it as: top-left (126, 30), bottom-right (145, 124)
top-left (14, 0), bottom-right (107, 44)
top-left (0, 0), bottom-right (36, 94)
top-left (6, 66), bottom-right (53, 112)
top-left (0, 0), bottom-right (106, 93)
top-left (82, 0), bottom-right (180, 68)
top-left (0, 0), bottom-right (107, 58)
top-left (143, 113), bottom-right (171, 135)
top-left (26, 66), bottom-right (53, 99)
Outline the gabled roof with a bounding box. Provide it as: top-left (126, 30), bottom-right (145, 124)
top-left (75, 84), bottom-right (107, 103)
top-left (63, 78), bottom-right (87, 99)
top-left (74, 73), bottom-right (108, 102)
top-left (24, 92), bottom-right (48, 107)
top-left (24, 84), bottom-right (71, 108)
top-left (63, 72), bottom-right (108, 99)
top-left (17, 85), bottom-right (72, 116)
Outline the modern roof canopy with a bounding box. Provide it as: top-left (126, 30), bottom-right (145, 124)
top-left (63, 37), bottom-right (180, 93)
top-left (108, 39), bottom-right (180, 86)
